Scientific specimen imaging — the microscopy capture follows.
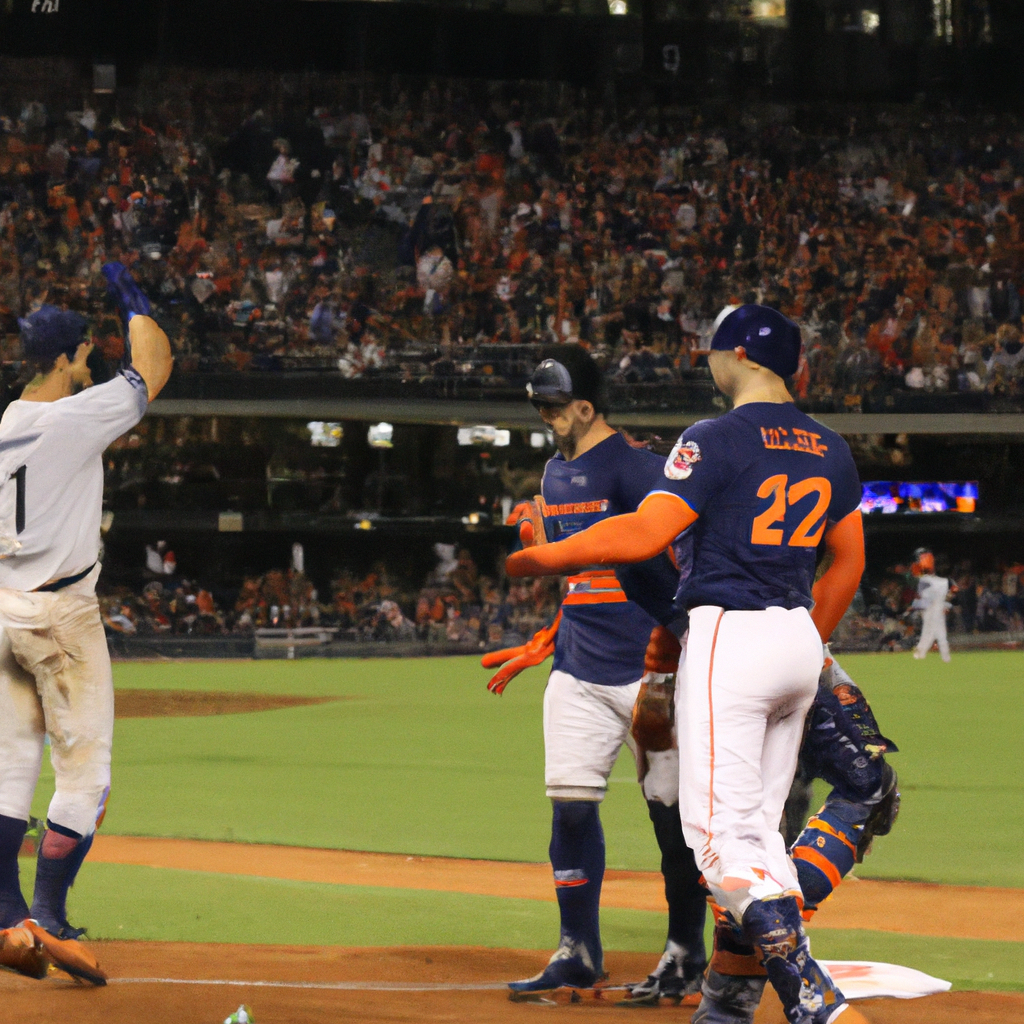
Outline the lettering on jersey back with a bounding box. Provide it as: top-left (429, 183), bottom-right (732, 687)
top-left (542, 499), bottom-right (609, 516)
top-left (760, 426), bottom-right (828, 457)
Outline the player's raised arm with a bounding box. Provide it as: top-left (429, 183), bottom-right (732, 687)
top-left (810, 509), bottom-right (865, 642)
top-left (126, 314), bottom-right (173, 401)
top-left (506, 492), bottom-right (697, 577)
top-left (102, 261), bottom-right (173, 401)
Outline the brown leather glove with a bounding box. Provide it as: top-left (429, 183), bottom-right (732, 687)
top-left (630, 626), bottom-right (681, 752)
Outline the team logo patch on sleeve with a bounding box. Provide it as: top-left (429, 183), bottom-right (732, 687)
top-left (665, 438), bottom-right (701, 480)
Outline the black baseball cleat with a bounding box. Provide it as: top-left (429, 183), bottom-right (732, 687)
top-left (619, 940), bottom-right (706, 1006)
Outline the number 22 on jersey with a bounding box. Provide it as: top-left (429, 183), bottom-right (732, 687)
top-left (751, 474), bottom-right (831, 547)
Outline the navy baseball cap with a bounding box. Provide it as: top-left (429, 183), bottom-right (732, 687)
top-left (18, 305), bottom-right (89, 363)
top-left (527, 346), bottom-right (608, 412)
top-left (710, 304), bottom-right (802, 378)
top-left (526, 359), bottom-right (575, 406)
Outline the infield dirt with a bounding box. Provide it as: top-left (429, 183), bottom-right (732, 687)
top-left (0, 943), bottom-right (1020, 1024)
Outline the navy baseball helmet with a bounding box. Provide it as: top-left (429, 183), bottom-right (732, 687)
top-left (526, 359), bottom-right (574, 406)
top-left (527, 345), bottom-right (607, 412)
top-left (710, 304), bottom-right (802, 378)
top-left (18, 305), bottom-right (89, 363)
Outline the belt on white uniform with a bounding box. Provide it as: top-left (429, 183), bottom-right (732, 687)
top-left (34, 562), bottom-right (96, 593)
top-left (563, 569), bottom-right (628, 606)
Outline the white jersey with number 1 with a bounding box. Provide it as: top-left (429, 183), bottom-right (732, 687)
top-left (0, 371), bottom-right (148, 592)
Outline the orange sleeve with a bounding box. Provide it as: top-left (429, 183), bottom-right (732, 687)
top-left (506, 493), bottom-right (697, 578)
top-left (810, 510), bottom-right (865, 642)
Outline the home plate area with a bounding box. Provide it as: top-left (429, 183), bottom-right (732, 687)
top-left (0, 944), bottom-right (1021, 1024)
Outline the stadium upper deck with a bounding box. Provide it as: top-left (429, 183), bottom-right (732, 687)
top-left (2, 65), bottom-right (1024, 431)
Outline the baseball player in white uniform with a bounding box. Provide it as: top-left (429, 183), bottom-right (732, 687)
top-left (0, 264), bottom-right (171, 984)
top-left (910, 548), bottom-right (952, 662)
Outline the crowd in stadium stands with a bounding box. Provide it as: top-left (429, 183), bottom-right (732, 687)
top-left (100, 539), bottom-right (1023, 650)
top-left (833, 555), bottom-right (1024, 649)
top-left (100, 543), bottom-right (562, 647)
top-left (3, 70), bottom-right (1024, 407)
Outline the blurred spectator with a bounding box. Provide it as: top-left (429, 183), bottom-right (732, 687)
top-left (3, 69), bottom-right (1024, 411)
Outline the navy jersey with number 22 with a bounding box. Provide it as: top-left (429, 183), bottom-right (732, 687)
top-left (654, 403), bottom-right (861, 613)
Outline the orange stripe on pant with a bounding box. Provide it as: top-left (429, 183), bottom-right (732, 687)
top-left (702, 609), bottom-right (726, 867)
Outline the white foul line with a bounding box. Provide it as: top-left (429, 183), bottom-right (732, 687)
top-left (110, 978), bottom-right (512, 991)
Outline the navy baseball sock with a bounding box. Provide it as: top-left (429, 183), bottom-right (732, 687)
top-left (646, 799), bottom-right (707, 962)
top-left (30, 820), bottom-right (87, 934)
top-left (0, 814), bottom-right (29, 927)
top-left (549, 800), bottom-right (604, 970)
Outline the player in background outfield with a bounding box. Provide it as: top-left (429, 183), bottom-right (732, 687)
top-left (0, 264), bottom-right (172, 986)
top-left (507, 306), bottom-right (867, 1024)
top-left (910, 548), bottom-right (954, 662)
top-left (482, 347), bottom-right (709, 1003)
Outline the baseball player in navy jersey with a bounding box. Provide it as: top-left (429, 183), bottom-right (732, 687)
top-left (507, 306), bottom-right (869, 1024)
top-left (482, 347), bottom-right (709, 1002)
top-left (0, 264), bottom-right (172, 985)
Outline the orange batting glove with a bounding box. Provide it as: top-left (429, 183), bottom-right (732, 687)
top-left (481, 610), bottom-right (561, 695)
top-left (506, 497), bottom-right (547, 549)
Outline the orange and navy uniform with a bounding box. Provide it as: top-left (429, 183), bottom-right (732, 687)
top-left (653, 403), bottom-right (862, 617)
top-left (542, 431), bottom-right (678, 686)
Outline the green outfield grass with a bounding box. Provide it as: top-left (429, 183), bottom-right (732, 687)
top-left (21, 651), bottom-right (1023, 988)
top-left (42, 652), bottom-right (1016, 884)
top-left (18, 861), bottom-right (1022, 992)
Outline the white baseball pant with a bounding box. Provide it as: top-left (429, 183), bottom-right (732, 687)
top-left (543, 669), bottom-right (679, 805)
top-left (0, 566), bottom-right (112, 838)
top-left (675, 605), bottom-right (823, 921)
top-left (915, 608), bottom-right (950, 661)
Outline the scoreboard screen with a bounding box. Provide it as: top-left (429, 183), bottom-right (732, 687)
top-left (860, 481), bottom-right (978, 515)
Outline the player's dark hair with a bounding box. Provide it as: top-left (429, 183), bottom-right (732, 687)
top-left (15, 354), bottom-right (61, 386)
top-left (540, 344), bottom-right (608, 415)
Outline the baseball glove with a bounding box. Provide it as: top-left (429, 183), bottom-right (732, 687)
top-left (630, 626), bottom-right (681, 751)
top-left (481, 611), bottom-right (561, 695)
top-left (631, 678), bottom-right (676, 752)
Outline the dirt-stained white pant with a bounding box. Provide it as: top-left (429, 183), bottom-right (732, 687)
top-left (0, 567), bottom-right (112, 838)
top-left (675, 605), bottom-right (823, 921)
top-left (543, 669), bottom-right (679, 806)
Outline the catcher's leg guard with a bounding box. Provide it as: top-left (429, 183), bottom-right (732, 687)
top-left (790, 800), bottom-right (865, 916)
top-left (742, 896), bottom-right (845, 1024)
top-left (692, 902), bottom-right (767, 1024)
top-left (0, 814), bottom-right (29, 927)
